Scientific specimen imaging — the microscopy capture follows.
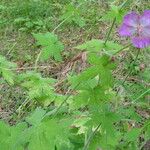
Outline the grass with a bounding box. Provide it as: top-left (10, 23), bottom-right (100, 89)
top-left (0, 0), bottom-right (106, 120)
top-left (0, 0), bottom-right (149, 119)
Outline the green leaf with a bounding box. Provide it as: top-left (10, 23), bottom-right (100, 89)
top-left (75, 39), bottom-right (123, 56)
top-left (0, 55), bottom-right (16, 85)
top-left (70, 91), bottom-right (90, 109)
top-left (119, 106), bottom-right (142, 122)
top-left (33, 32), bottom-right (64, 61)
top-left (60, 3), bottom-right (86, 27)
top-left (26, 108), bottom-right (46, 126)
top-left (102, 5), bottom-right (126, 23)
top-left (90, 103), bottom-right (121, 126)
top-left (72, 116), bottom-right (90, 134)
top-left (70, 59), bottom-right (114, 89)
top-left (69, 65), bottom-right (100, 88)
top-left (103, 41), bottom-right (123, 56)
top-left (2, 69), bottom-right (14, 85)
top-left (125, 128), bottom-right (141, 142)
top-left (89, 132), bottom-right (121, 150)
top-left (75, 39), bottom-right (104, 52)
top-left (88, 104), bottom-right (122, 149)
top-left (27, 119), bottom-right (71, 150)
top-left (18, 71), bottom-right (56, 103)
top-left (143, 120), bottom-right (150, 140)
top-left (0, 121), bottom-right (27, 150)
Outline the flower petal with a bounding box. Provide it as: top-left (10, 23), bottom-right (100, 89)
top-left (142, 26), bottom-right (150, 37)
top-left (119, 23), bottom-right (136, 36)
top-left (132, 36), bottom-right (150, 48)
top-left (140, 10), bottom-right (150, 27)
top-left (143, 10), bottom-right (150, 16)
top-left (123, 12), bottom-right (139, 27)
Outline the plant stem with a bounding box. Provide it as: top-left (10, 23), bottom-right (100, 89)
top-left (104, 0), bottom-right (128, 46)
top-left (83, 124), bottom-right (101, 150)
top-left (132, 88), bottom-right (150, 103)
top-left (113, 43), bottom-right (132, 55)
top-left (52, 2), bottom-right (83, 33)
top-left (34, 50), bottom-right (42, 71)
top-left (115, 48), bottom-right (140, 97)
top-left (83, 16), bottom-right (118, 150)
top-left (122, 48), bottom-right (140, 85)
top-left (52, 15), bottom-right (72, 33)
top-left (52, 83), bottom-right (80, 117)
top-left (104, 17), bottom-right (116, 46)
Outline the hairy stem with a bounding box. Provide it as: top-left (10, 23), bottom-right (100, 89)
top-left (104, 17), bottom-right (116, 45)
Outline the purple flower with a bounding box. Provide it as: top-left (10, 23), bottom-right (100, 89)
top-left (119, 10), bottom-right (150, 48)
